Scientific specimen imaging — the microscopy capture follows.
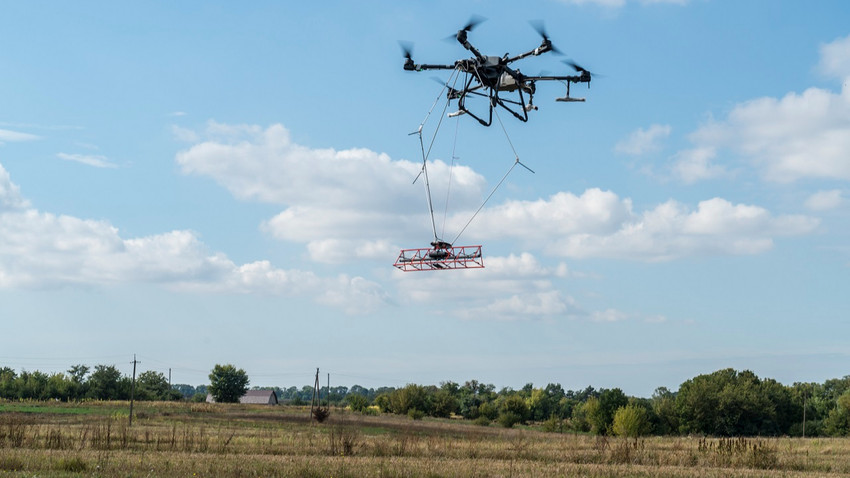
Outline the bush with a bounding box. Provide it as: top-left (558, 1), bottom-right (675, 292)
top-left (612, 405), bottom-right (651, 437)
top-left (473, 416), bottom-right (491, 426)
top-left (408, 408), bottom-right (425, 420)
top-left (498, 412), bottom-right (523, 428)
top-left (479, 401), bottom-right (498, 420)
top-left (542, 416), bottom-right (566, 433)
top-left (346, 394), bottom-right (369, 413)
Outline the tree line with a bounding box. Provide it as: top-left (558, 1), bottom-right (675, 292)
top-left (2, 364), bottom-right (849, 437)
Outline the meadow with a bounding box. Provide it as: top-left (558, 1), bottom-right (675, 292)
top-left (1, 400), bottom-right (849, 477)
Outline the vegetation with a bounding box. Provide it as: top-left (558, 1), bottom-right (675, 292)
top-left (1, 400), bottom-right (850, 477)
top-left (207, 364), bottom-right (250, 403)
top-left (3, 364), bottom-right (850, 437)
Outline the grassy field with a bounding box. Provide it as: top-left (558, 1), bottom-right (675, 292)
top-left (1, 400), bottom-right (849, 477)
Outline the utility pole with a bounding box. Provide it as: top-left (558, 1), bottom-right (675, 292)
top-left (168, 368), bottom-right (172, 387)
top-left (802, 386), bottom-right (807, 438)
top-left (129, 355), bottom-right (140, 427)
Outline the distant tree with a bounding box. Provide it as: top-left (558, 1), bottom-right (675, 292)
top-left (823, 390), bottom-right (850, 436)
top-left (346, 393), bottom-right (370, 413)
top-left (208, 364), bottom-right (249, 403)
top-left (137, 371), bottom-right (181, 401)
top-left (586, 388), bottom-right (628, 435)
top-left (0, 367), bottom-right (16, 398)
top-left (432, 389), bottom-right (459, 418)
top-left (87, 365), bottom-right (129, 400)
top-left (651, 387), bottom-right (679, 435)
top-left (568, 400), bottom-right (590, 432)
top-left (388, 384), bottom-right (430, 415)
top-left (677, 368), bottom-right (778, 436)
top-left (172, 383), bottom-right (197, 399)
top-left (498, 394), bottom-right (530, 427)
top-left (612, 404), bottom-right (651, 437)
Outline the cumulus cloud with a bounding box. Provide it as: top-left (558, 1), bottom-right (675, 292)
top-left (819, 34), bottom-right (850, 80)
top-left (393, 252), bottom-right (581, 320)
top-left (176, 122), bottom-right (818, 264)
top-left (676, 35), bottom-right (850, 183)
top-left (670, 147), bottom-right (729, 183)
top-left (176, 121), bottom-right (485, 262)
top-left (615, 124), bottom-right (671, 155)
top-left (0, 162), bottom-right (387, 313)
top-left (0, 164), bottom-right (30, 211)
top-left (465, 189), bottom-right (819, 261)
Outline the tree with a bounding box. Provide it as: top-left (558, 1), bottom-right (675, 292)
top-left (208, 364), bottom-right (249, 403)
top-left (612, 404), bottom-right (651, 437)
top-left (587, 388), bottom-right (628, 435)
top-left (137, 371), bottom-right (181, 401)
top-left (651, 387), bottom-right (679, 435)
top-left (87, 365), bottom-right (129, 400)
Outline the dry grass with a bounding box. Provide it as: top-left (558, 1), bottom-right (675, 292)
top-left (1, 400), bottom-right (849, 477)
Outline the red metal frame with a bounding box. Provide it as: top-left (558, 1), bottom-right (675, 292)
top-left (394, 245), bottom-right (484, 271)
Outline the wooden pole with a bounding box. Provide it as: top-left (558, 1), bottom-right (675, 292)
top-left (129, 355), bottom-right (139, 427)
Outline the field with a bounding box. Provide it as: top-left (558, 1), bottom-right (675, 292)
top-left (1, 401), bottom-right (849, 477)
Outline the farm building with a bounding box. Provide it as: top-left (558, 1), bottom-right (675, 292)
top-left (205, 389), bottom-right (279, 405)
top-left (241, 389), bottom-right (279, 405)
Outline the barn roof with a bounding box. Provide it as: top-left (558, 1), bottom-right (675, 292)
top-left (239, 389), bottom-right (279, 405)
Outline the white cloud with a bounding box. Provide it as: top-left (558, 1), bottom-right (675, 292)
top-left (819, 34), bottom-right (850, 81)
top-left (57, 153), bottom-right (117, 169)
top-left (0, 128), bottom-right (40, 144)
top-left (0, 164), bottom-right (30, 211)
top-left (466, 190), bottom-right (818, 261)
top-left (671, 147), bottom-right (728, 183)
top-left (176, 121), bottom-right (483, 209)
top-left (615, 124), bottom-right (671, 155)
top-left (0, 162), bottom-right (387, 313)
top-left (393, 252), bottom-right (581, 321)
top-left (177, 121), bottom-right (485, 259)
top-left (176, 122), bottom-right (818, 264)
top-left (678, 35), bottom-right (850, 183)
top-left (805, 189), bottom-right (844, 211)
top-left (592, 308), bottom-right (629, 322)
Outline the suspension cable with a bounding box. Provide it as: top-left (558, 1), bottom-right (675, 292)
top-left (411, 69), bottom-right (459, 242)
top-left (450, 108), bottom-right (534, 245)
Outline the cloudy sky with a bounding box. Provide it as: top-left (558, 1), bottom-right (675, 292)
top-left (1, 0), bottom-right (848, 397)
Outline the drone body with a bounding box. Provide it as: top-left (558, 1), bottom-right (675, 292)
top-left (402, 19), bottom-right (593, 126)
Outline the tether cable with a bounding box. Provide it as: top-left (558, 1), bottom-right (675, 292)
top-left (450, 108), bottom-right (534, 245)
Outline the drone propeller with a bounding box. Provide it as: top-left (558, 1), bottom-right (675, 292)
top-left (461, 14), bottom-right (486, 33)
top-left (529, 20), bottom-right (562, 55)
top-left (399, 41), bottom-right (414, 61)
top-left (444, 15), bottom-right (487, 42)
top-left (564, 60), bottom-right (599, 88)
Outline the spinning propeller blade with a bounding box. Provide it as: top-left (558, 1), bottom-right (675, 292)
top-left (444, 15), bottom-right (487, 42)
top-left (399, 41), bottom-right (414, 60)
top-left (461, 14), bottom-right (486, 33)
top-left (530, 20), bottom-right (562, 55)
top-left (565, 60), bottom-right (588, 74)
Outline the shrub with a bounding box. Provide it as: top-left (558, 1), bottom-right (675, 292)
top-left (346, 394), bottom-right (369, 413)
top-left (408, 408), bottom-right (425, 420)
top-left (473, 416), bottom-right (491, 426)
top-left (612, 405), bottom-right (651, 438)
top-left (498, 412), bottom-right (523, 428)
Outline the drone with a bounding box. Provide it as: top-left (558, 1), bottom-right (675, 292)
top-left (402, 18), bottom-right (594, 127)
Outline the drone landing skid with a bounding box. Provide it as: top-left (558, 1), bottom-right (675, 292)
top-left (394, 245), bottom-right (484, 272)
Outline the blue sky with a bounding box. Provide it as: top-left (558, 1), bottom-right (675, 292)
top-left (1, 0), bottom-right (849, 397)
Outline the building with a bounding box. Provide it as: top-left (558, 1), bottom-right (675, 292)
top-left (205, 389), bottom-right (279, 405)
top-left (240, 389), bottom-right (279, 405)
